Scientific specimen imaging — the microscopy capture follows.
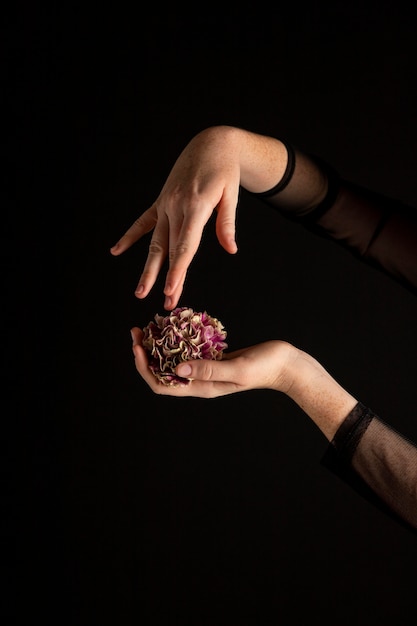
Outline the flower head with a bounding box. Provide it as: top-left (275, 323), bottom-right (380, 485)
top-left (142, 307), bottom-right (228, 386)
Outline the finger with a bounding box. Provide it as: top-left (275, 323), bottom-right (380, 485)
top-left (135, 217), bottom-right (170, 299)
top-left (130, 326), bottom-right (142, 347)
top-left (164, 190), bottom-right (239, 307)
top-left (163, 213), bottom-right (210, 300)
top-left (215, 187), bottom-right (239, 254)
top-left (176, 358), bottom-right (242, 385)
top-left (163, 268), bottom-right (186, 310)
top-left (110, 205), bottom-right (157, 255)
top-left (130, 328), bottom-right (167, 390)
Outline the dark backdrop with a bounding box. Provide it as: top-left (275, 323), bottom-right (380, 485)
top-left (7, 4), bottom-right (417, 625)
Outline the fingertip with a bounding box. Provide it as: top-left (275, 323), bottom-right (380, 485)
top-left (217, 231), bottom-right (237, 255)
top-left (228, 239), bottom-right (238, 254)
top-left (164, 286), bottom-right (181, 309)
top-left (135, 284), bottom-right (145, 298)
top-left (164, 274), bottom-right (186, 310)
top-left (221, 241), bottom-right (238, 255)
top-left (132, 342), bottom-right (145, 365)
top-left (109, 246), bottom-right (118, 255)
top-left (130, 328), bottom-right (138, 346)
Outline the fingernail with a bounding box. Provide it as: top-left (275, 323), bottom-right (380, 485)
top-left (177, 363), bottom-right (192, 377)
top-left (164, 296), bottom-right (172, 309)
top-left (135, 284), bottom-right (144, 296)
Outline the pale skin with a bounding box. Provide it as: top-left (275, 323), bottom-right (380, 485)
top-left (130, 328), bottom-right (357, 441)
top-left (112, 125), bottom-right (357, 441)
top-left (110, 125), bottom-right (289, 311)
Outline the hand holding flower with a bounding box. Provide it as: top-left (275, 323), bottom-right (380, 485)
top-left (131, 329), bottom-right (295, 398)
top-left (131, 327), bottom-right (357, 440)
top-left (141, 307), bottom-right (228, 387)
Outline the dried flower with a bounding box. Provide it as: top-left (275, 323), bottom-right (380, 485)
top-left (142, 307), bottom-right (228, 386)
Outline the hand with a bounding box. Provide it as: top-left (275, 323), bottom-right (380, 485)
top-left (130, 327), bottom-right (295, 398)
top-left (131, 327), bottom-right (357, 440)
top-left (110, 126), bottom-right (241, 310)
top-left (110, 125), bottom-right (288, 310)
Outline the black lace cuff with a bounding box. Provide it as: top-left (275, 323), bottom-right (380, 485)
top-left (327, 401), bottom-right (374, 464)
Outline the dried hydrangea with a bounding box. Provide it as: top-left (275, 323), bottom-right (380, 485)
top-left (142, 307), bottom-right (228, 386)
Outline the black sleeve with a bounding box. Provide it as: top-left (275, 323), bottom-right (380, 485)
top-left (321, 402), bottom-right (417, 533)
top-left (250, 143), bottom-right (417, 295)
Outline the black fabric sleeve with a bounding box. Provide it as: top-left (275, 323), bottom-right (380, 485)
top-left (322, 403), bottom-right (417, 533)
top-left (249, 145), bottom-right (417, 296)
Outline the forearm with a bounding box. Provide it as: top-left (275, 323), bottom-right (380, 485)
top-left (320, 402), bottom-right (417, 532)
top-left (235, 124), bottom-right (417, 295)
top-left (283, 347), bottom-right (358, 441)
top-left (280, 348), bottom-right (417, 531)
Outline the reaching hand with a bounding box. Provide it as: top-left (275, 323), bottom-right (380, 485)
top-left (110, 127), bottom-right (241, 310)
top-left (110, 125), bottom-right (289, 310)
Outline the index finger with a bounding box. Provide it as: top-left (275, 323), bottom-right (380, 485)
top-left (110, 205), bottom-right (157, 256)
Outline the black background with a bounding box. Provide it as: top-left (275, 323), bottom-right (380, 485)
top-left (6, 3), bottom-right (417, 625)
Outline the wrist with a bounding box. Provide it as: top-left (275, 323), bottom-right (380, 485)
top-left (283, 348), bottom-right (358, 440)
top-left (269, 342), bottom-right (300, 394)
top-left (197, 125), bottom-right (288, 193)
top-left (239, 131), bottom-right (288, 193)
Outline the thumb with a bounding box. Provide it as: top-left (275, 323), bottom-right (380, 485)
top-left (176, 362), bottom-right (193, 377)
top-left (176, 358), bottom-right (234, 382)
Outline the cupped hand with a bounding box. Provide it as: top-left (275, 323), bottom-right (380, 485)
top-left (110, 127), bottom-right (241, 310)
top-left (130, 326), bottom-right (296, 398)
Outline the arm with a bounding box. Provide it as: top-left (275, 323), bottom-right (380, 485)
top-left (131, 328), bottom-right (417, 532)
top-left (111, 124), bottom-right (417, 306)
top-left (322, 404), bottom-right (417, 534)
top-left (249, 143), bottom-right (417, 295)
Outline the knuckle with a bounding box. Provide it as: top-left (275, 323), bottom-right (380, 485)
top-left (148, 239), bottom-right (165, 255)
top-left (220, 214), bottom-right (235, 227)
top-left (169, 241), bottom-right (189, 262)
top-left (133, 208), bottom-right (157, 231)
top-left (132, 215), bottom-right (146, 229)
